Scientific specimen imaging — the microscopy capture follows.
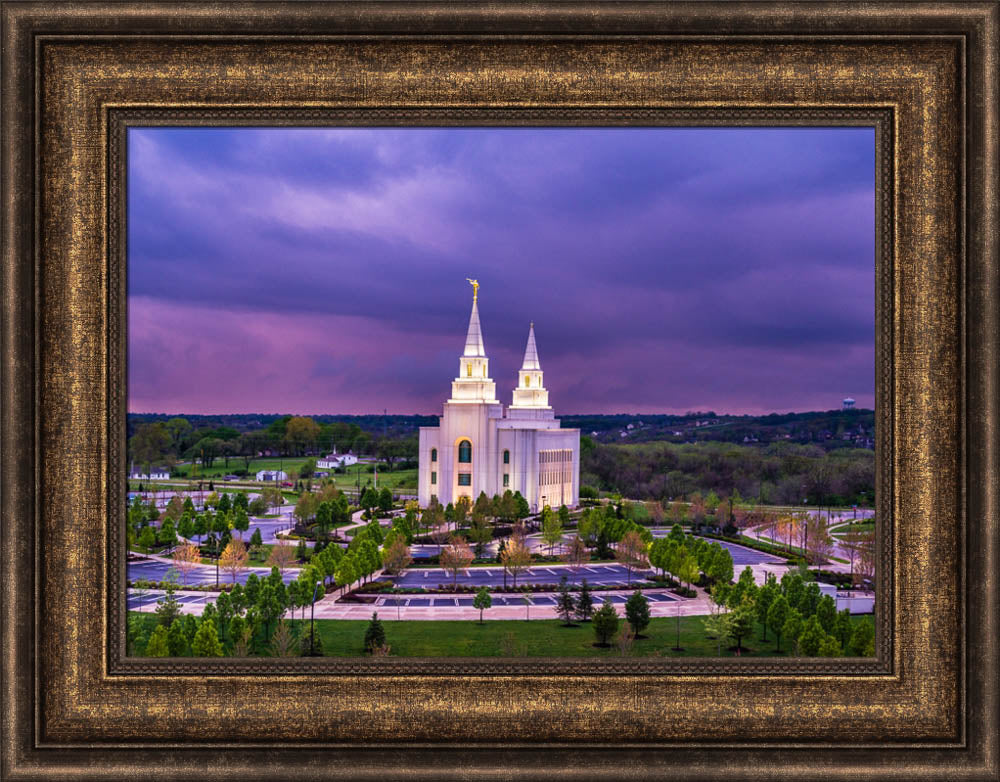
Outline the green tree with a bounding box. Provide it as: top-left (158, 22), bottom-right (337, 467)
top-left (817, 634), bottom-right (843, 657)
top-left (592, 600), bottom-right (620, 646)
top-left (472, 586), bottom-right (492, 624)
top-left (155, 585), bottom-right (182, 627)
top-left (624, 590), bottom-right (651, 637)
top-left (575, 579), bottom-right (595, 622)
top-left (833, 609), bottom-right (853, 651)
top-left (782, 609), bottom-right (804, 655)
top-left (540, 505), bottom-right (563, 554)
top-left (138, 525), bottom-right (156, 552)
top-left (728, 602), bottom-right (756, 654)
top-left (192, 618), bottom-right (224, 657)
top-left (556, 575), bottom-right (576, 626)
top-left (813, 593), bottom-right (836, 632)
top-left (767, 594), bottom-right (791, 652)
top-left (144, 625), bottom-right (170, 657)
top-left (755, 574), bottom-right (779, 641)
top-left (167, 618), bottom-right (188, 656)
top-left (364, 612), bottom-right (386, 653)
top-left (797, 615), bottom-right (827, 657)
top-left (850, 615), bottom-right (876, 656)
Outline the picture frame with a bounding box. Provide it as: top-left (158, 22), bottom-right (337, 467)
top-left (1, 2), bottom-right (996, 779)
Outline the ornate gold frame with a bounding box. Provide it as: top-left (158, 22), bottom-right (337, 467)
top-left (2, 2), bottom-right (996, 779)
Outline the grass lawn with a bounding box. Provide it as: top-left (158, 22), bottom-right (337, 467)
top-left (831, 521), bottom-right (875, 536)
top-left (126, 612), bottom-right (874, 657)
top-left (337, 464), bottom-right (417, 493)
top-left (307, 614), bottom-right (873, 657)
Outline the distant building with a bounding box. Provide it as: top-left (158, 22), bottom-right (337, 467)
top-left (130, 468), bottom-right (169, 481)
top-left (317, 452), bottom-right (359, 469)
top-left (843, 397), bottom-right (856, 409)
top-left (256, 469), bottom-right (288, 482)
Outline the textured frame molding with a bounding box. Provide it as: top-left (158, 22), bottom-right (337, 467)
top-left (2, 3), bottom-right (997, 781)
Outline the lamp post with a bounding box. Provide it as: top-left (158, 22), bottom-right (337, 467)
top-left (310, 580), bottom-right (320, 656)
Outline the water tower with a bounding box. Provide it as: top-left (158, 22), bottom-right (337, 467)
top-left (842, 397), bottom-right (856, 410)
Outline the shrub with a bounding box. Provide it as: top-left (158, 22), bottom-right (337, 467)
top-left (364, 612), bottom-right (386, 653)
top-left (592, 600), bottom-right (620, 646)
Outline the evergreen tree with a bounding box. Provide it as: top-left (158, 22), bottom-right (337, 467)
top-left (592, 600), bottom-right (620, 646)
top-left (556, 576), bottom-right (576, 626)
top-left (624, 590), bottom-right (651, 637)
top-left (364, 612), bottom-right (386, 652)
top-left (155, 585), bottom-right (182, 627)
top-left (782, 609), bottom-right (804, 655)
top-left (575, 579), bottom-right (595, 622)
top-left (295, 538), bottom-right (308, 562)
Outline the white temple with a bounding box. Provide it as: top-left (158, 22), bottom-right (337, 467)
top-left (418, 281), bottom-right (580, 512)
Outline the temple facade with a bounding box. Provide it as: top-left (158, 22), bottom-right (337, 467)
top-left (418, 282), bottom-right (580, 512)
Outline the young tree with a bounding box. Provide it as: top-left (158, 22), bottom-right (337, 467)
top-left (232, 507), bottom-right (250, 540)
top-left (755, 574), bottom-right (779, 641)
top-left (702, 611), bottom-right (732, 656)
top-left (850, 615), bottom-right (876, 656)
top-left (381, 536), bottom-right (413, 575)
top-left (267, 539), bottom-right (296, 575)
top-left (815, 594), bottom-right (837, 633)
top-left (615, 621), bottom-right (636, 656)
top-left (473, 586), bottom-right (492, 624)
top-left (138, 525), bottom-right (156, 553)
top-left (167, 618), bottom-right (188, 656)
top-left (817, 634), bottom-right (843, 657)
top-left (797, 615), bottom-right (827, 657)
top-left (155, 585), bottom-right (182, 628)
top-left (646, 500), bottom-right (665, 528)
top-left (624, 590), bottom-right (651, 638)
top-left (592, 600), bottom-right (620, 646)
top-left (144, 625), bottom-right (170, 657)
top-left (575, 579), bottom-right (594, 622)
top-left (191, 618), bottom-right (224, 657)
top-left (172, 542), bottom-right (201, 586)
top-left (218, 538), bottom-right (249, 584)
top-left (364, 612), bottom-right (386, 653)
top-left (269, 618), bottom-right (299, 657)
top-left (767, 593), bottom-right (790, 652)
top-left (782, 609), bottom-right (804, 655)
top-left (728, 602), bottom-right (756, 654)
top-left (467, 510), bottom-right (493, 558)
top-left (430, 515), bottom-right (450, 555)
top-left (805, 513), bottom-right (834, 568)
top-left (540, 505), bottom-right (563, 555)
top-left (556, 575), bottom-right (576, 626)
top-left (440, 536), bottom-right (474, 590)
top-left (499, 535), bottom-right (532, 589)
top-left (563, 534), bottom-right (589, 571)
top-left (615, 529), bottom-right (649, 586)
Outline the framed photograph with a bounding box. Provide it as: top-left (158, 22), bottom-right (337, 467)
top-left (2, 2), bottom-right (997, 780)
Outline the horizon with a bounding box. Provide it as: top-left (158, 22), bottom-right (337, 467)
top-left (128, 127), bottom-right (875, 416)
top-left (126, 406), bottom-right (874, 418)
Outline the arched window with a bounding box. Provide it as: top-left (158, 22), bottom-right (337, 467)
top-left (525, 375), bottom-right (531, 387)
top-left (503, 449), bottom-right (510, 465)
top-left (467, 364), bottom-right (472, 377)
top-left (458, 440), bottom-right (472, 463)
top-left (431, 448), bottom-right (437, 462)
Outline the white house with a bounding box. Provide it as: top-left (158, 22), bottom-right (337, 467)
top-left (317, 452), bottom-right (359, 469)
top-left (256, 469), bottom-right (288, 482)
top-left (418, 283), bottom-right (580, 513)
top-left (130, 469), bottom-right (170, 481)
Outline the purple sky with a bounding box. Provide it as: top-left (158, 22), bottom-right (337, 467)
top-left (128, 127), bottom-right (875, 416)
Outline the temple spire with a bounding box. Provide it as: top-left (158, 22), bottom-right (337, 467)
top-left (463, 282), bottom-right (485, 357)
top-left (521, 322), bottom-right (541, 370)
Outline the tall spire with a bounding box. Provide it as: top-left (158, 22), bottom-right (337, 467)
top-left (463, 281), bottom-right (485, 357)
top-left (521, 322), bottom-right (541, 370)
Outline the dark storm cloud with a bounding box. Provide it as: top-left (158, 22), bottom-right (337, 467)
top-left (128, 127), bottom-right (874, 415)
